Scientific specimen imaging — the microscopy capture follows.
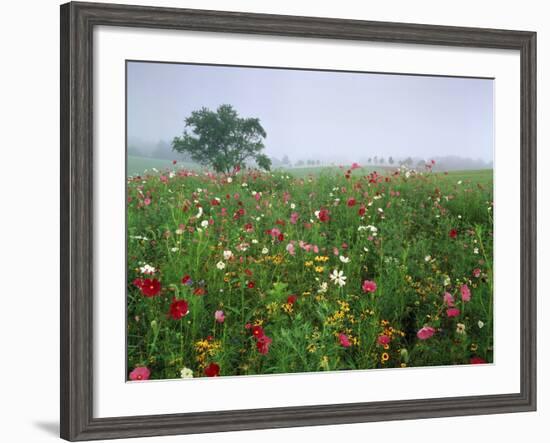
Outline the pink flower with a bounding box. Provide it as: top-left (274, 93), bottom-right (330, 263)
top-left (473, 268), bottom-right (481, 278)
top-left (470, 356), bottom-right (487, 364)
top-left (339, 333), bottom-right (351, 348)
top-left (143, 198), bottom-right (151, 206)
top-left (446, 308), bottom-right (461, 318)
top-left (443, 292), bottom-right (455, 307)
top-left (129, 366), bottom-right (150, 381)
top-left (214, 310), bottom-right (225, 323)
top-left (417, 326), bottom-right (436, 340)
top-left (351, 162), bottom-right (361, 170)
top-left (286, 243), bottom-right (296, 256)
top-left (460, 284), bottom-right (471, 302)
top-left (377, 335), bottom-right (390, 346)
top-left (256, 335), bottom-right (272, 355)
top-left (290, 212), bottom-right (299, 224)
top-left (347, 198), bottom-right (357, 207)
top-left (362, 280), bottom-right (377, 293)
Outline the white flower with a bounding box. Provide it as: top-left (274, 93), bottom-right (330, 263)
top-left (169, 171), bottom-right (176, 178)
top-left (216, 261), bottom-right (226, 270)
top-left (473, 247), bottom-right (479, 254)
top-left (223, 250), bottom-right (233, 260)
top-left (175, 228), bottom-right (184, 235)
top-left (227, 177), bottom-right (233, 183)
top-left (251, 239), bottom-right (258, 244)
top-left (318, 282), bottom-right (328, 293)
top-left (377, 208), bottom-right (384, 213)
top-left (200, 220), bottom-right (209, 228)
top-left (457, 180), bottom-right (462, 185)
top-left (456, 323), bottom-right (466, 334)
top-left (242, 182), bottom-right (248, 187)
top-left (196, 188), bottom-right (203, 193)
top-left (170, 247), bottom-right (179, 252)
top-left (261, 247), bottom-right (269, 255)
top-left (443, 276), bottom-right (451, 286)
top-left (195, 207), bottom-right (203, 218)
top-left (290, 203), bottom-right (296, 209)
top-left (329, 269), bottom-right (347, 287)
top-left (180, 367), bottom-right (194, 379)
top-left (339, 256), bottom-right (350, 264)
top-left (424, 255), bottom-right (432, 262)
top-left (478, 320), bottom-right (485, 329)
top-left (314, 210), bottom-right (320, 218)
top-left (139, 264), bottom-right (156, 275)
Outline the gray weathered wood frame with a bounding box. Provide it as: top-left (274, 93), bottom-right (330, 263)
top-left (60, 2), bottom-right (537, 440)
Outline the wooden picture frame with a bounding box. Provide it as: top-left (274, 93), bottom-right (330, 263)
top-left (60, 2), bottom-right (536, 440)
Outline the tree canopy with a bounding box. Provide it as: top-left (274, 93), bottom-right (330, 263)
top-left (171, 104), bottom-right (271, 173)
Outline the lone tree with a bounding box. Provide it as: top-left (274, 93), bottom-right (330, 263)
top-left (172, 104), bottom-right (271, 173)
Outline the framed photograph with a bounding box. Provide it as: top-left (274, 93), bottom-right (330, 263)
top-left (60, 1), bottom-right (536, 440)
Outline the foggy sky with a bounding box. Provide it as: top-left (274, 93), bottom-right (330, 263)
top-left (127, 61), bottom-right (494, 163)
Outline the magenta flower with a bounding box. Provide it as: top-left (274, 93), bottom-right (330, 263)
top-left (473, 268), bottom-right (481, 278)
top-left (443, 292), bottom-right (455, 307)
top-left (339, 333), bottom-right (351, 348)
top-left (446, 308), bottom-right (461, 318)
top-left (377, 335), bottom-right (390, 346)
top-left (417, 326), bottom-right (436, 340)
top-left (129, 366), bottom-right (150, 381)
top-left (460, 284), bottom-right (471, 302)
top-left (290, 212), bottom-right (299, 224)
top-left (214, 310), bottom-right (225, 323)
top-left (362, 280), bottom-right (377, 293)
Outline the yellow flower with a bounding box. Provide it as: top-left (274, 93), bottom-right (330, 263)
top-left (314, 266), bottom-right (325, 273)
top-left (304, 261), bottom-right (313, 267)
top-left (381, 352), bottom-right (390, 362)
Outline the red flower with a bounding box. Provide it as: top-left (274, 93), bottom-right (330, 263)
top-left (449, 229), bottom-right (458, 239)
top-left (362, 280), bottom-right (377, 293)
top-left (256, 335), bottom-right (272, 355)
top-left (470, 356), bottom-right (487, 364)
top-left (169, 299), bottom-right (189, 320)
top-left (204, 363), bottom-right (220, 377)
top-left (172, 160), bottom-right (177, 165)
top-left (181, 275), bottom-right (192, 285)
top-left (140, 278), bottom-right (161, 297)
top-left (247, 281), bottom-right (255, 289)
top-left (277, 233), bottom-right (284, 242)
top-left (472, 268), bottom-right (481, 278)
top-left (251, 325), bottom-right (265, 339)
top-left (129, 366), bottom-right (150, 381)
top-left (377, 335), bottom-right (391, 346)
top-left (210, 199), bottom-right (220, 206)
top-left (287, 295), bottom-right (298, 305)
top-left (193, 287), bottom-right (206, 296)
top-left (358, 205), bottom-right (366, 217)
top-left (318, 209), bottom-right (330, 223)
top-left (347, 198), bottom-right (356, 207)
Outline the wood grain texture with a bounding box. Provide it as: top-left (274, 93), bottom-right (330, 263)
top-left (60, 2), bottom-right (537, 440)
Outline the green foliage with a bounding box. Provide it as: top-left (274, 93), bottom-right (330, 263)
top-left (127, 166), bottom-right (493, 379)
top-left (172, 104), bottom-right (269, 173)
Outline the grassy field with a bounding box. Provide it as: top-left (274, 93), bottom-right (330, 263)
top-left (127, 164), bottom-right (493, 380)
top-left (127, 155), bottom-right (198, 176)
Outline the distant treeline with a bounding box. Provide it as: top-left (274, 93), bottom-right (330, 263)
top-left (128, 138), bottom-right (492, 172)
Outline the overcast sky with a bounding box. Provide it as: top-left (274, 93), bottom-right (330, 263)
top-left (127, 61), bottom-right (494, 163)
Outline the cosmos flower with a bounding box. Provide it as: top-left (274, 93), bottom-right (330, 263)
top-left (129, 366), bottom-right (150, 381)
top-left (223, 250), bottom-right (233, 260)
top-left (460, 284), bottom-right (471, 302)
top-left (169, 299), bottom-right (189, 320)
top-left (216, 261), bottom-right (226, 270)
top-left (329, 269), bottom-right (347, 287)
top-left (361, 280), bottom-right (377, 293)
top-left (449, 228), bottom-right (458, 239)
top-left (204, 363), bottom-right (220, 377)
top-left (377, 335), bottom-right (390, 346)
top-left (443, 292), bottom-right (455, 307)
top-left (446, 308), bottom-right (461, 318)
top-left (139, 264), bottom-right (156, 275)
top-left (139, 278), bottom-right (161, 297)
top-left (214, 310), bottom-right (225, 323)
top-left (339, 333), bottom-right (351, 348)
top-left (256, 335), bottom-right (273, 355)
top-left (417, 326), bottom-right (436, 340)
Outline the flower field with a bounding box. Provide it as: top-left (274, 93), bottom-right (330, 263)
top-left (127, 164), bottom-right (493, 381)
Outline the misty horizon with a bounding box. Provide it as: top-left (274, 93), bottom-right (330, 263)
top-left (127, 61), bottom-right (494, 166)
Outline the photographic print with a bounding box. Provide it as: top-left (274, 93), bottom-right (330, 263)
top-left (126, 61), bottom-right (494, 381)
